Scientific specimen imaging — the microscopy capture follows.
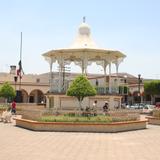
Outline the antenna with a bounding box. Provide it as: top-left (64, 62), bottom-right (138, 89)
top-left (83, 16), bottom-right (86, 23)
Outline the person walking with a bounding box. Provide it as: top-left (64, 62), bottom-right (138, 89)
top-left (103, 101), bottom-right (109, 114)
top-left (92, 100), bottom-right (97, 116)
top-left (11, 100), bottom-right (16, 115)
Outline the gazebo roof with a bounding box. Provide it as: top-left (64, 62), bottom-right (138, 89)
top-left (43, 48), bottom-right (125, 61)
top-left (42, 20), bottom-right (126, 62)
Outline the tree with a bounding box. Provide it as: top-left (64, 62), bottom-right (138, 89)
top-left (144, 80), bottom-right (160, 96)
top-left (0, 82), bottom-right (16, 102)
top-left (67, 75), bottom-right (96, 110)
top-left (144, 80), bottom-right (160, 103)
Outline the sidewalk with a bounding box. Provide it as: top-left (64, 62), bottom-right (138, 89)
top-left (0, 121), bottom-right (160, 160)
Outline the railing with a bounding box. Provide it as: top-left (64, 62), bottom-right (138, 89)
top-left (49, 86), bottom-right (122, 95)
top-left (95, 87), bottom-right (109, 95)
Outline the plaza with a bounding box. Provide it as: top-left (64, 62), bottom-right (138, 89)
top-left (0, 1), bottom-right (160, 160)
top-left (0, 121), bottom-right (160, 160)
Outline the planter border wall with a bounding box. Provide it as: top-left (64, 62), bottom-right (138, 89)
top-left (14, 118), bottom-right (147, 133)
top-left (147, 117), bottom-right (160, 125)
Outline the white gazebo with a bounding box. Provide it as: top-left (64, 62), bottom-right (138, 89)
top-left (43, 18), bottom-right (126, 109)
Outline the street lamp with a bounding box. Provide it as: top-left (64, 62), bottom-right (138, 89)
top-left (124, 75), bottom-right (128, 104)
top-left (138, 74), bottom-right (141, 104)
top-left (96, 79), bottom-right (99, 87)
top-left (14, 76), bottom-right (18, 90)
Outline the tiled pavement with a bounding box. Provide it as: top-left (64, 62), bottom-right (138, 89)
top-left (0, 120), bottom-right (160, 160)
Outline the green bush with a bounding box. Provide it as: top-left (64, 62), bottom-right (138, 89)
top-left (153, 109), bottom-right (160, 118)
top-left (64, 112), bottom-right (76, 117)
top-left (38, 114), bottom-right (137, 123)
top-left (0, 104), bottom-right (10, 111)
top-left (112, 116), bottom-right (137, 122)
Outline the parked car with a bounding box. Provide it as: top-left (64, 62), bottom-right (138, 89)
top-left (130, 103), bottom-right (145, 109)
top-left (126, 104), bottom-right (131, 109)
top-left (142, 105), bottom-right (154, 114)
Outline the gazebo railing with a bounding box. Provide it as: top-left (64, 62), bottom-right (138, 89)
top-left (49, 86), bottom-right (120, 95)
top-left (95, 87), bottom-right (109, 95)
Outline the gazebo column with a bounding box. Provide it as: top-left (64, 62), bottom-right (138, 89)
top-left (49, 58), bottom-right (53, 93)
top-left (81, 58), bottom-right (88, 75)
top-left (103, 60), bottom-right (108, 94)
top-left (109, 62), bottom-right (112, 93)
top-left (58, 56), bottom-right (64, 93)
top-left (115, 61), bottom-right (119, 94)
top-left (115, 62), bottom-right (119, 74)
top-left (114, 58), bottom-right (124, 94)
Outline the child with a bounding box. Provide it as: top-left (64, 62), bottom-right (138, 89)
top-left (11, 100), bottom-right (16, 115)
top-left (103, 101), bottom-right (109, 113)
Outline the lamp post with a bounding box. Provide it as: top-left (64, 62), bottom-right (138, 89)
top-left (124, 75), bottom-right (128, 104)
top-left (96, 79), bottom-right (99, 87)
top-left (138, 74), bottom-right (141, 104)
top-left (14, 76), bottom-right (18, 91)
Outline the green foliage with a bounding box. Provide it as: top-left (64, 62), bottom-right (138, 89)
top-left (67, 75), bottom-right (96, 102)
top-left (39, 115), bottom-right (112, 123)
top-left (153, 109), bottom-right (160, 118)
top-left (0, 82), bottom-right (16, 101)
top-left (38, 115), bottom-right (137, 123)
top-left (144, 80), bottom-right (160, 95)
top-left (0, 104), bottom-right (9, 110)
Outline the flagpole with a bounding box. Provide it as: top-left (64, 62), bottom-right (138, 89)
top-left (19, 32), bottom-right (22, 90)
top-left (20, 32), bottom-right (22, 62)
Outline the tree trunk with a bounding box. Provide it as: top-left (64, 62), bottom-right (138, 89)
top-left (77, 100), bottom-right (83, 115)
top-left (5, 98), bottom-right (9, 108)
top-left (151, 95), bottom-right (154, 104)
top-left (5, 98), bottom-right (7, 104)
top-left (79, 100), bottom-right (82, 109)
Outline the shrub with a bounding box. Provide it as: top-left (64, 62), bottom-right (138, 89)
top-left (153, 109), bottom-right (160, 118)
top-left (38, 114), bottom-right (137, 123)
top-left (64, 112), bottom-right (76, 117)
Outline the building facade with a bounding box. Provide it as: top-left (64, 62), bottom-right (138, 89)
top-left (0, 71), bottom-right (146, 106)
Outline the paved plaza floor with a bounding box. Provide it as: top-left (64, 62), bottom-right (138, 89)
top-left (0, 122), bottom-right (160, 160)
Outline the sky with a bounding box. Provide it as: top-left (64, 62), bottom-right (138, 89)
top-left (0, 0), bottom-right (160, 79)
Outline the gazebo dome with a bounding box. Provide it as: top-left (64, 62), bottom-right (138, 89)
top-left (69, 21), bottom-right (97, 48)
top-left (79, 22), bottom-right (90, 35)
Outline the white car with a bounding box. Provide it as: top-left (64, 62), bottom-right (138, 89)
top-left (130, 104), bottom-right (145, 109)
top-left (142, 105), bottom-right (154, 114)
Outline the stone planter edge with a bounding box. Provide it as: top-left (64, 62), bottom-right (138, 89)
top-left (14, 118), bottom-right (147, 133)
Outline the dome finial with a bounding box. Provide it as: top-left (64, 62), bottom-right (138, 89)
top-left (83, 16), bottom-right (86, 23)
